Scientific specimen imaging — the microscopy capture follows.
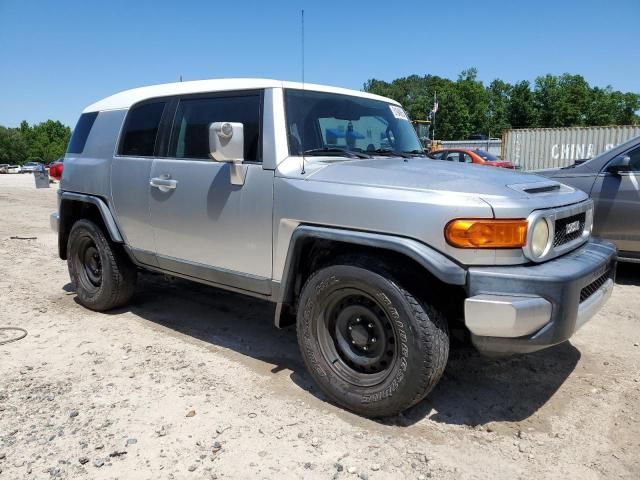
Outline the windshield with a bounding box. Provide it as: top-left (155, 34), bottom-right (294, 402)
top-left (474, 149), bottom-right (499, 161)
top-left (284, 89), bottom-right (423, 156)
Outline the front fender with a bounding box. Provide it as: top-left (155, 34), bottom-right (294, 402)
top-left (274, 225), bottom-right (467, 326)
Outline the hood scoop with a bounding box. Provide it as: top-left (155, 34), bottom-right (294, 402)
top-left (523, 184), bottom-right (560, 194)
top-left (508, 181), bottom-right (572, 197)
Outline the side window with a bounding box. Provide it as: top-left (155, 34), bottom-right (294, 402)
top-left (168, 94), bottom-right (261, 161)
top-left (119, 102), bottom-right (166, 157)
top-left (446, 152), bottom-right (460, 162)
top-left (67, 112), bottom-right (98, 154)
top-left (462, 153), bottom-right (473, 163)
top-left (430, 151), bottom-right (444, 159)
top-left (628, 147), bottom-right (640, 172)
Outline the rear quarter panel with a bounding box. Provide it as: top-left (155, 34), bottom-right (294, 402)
top-left (61, 110), bottom-right (126, 201)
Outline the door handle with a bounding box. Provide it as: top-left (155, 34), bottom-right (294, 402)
top-left (150, 176), bottom-right (177, 191)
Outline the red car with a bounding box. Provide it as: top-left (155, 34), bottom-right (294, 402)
top-left (429, 148), bottom-right (516, 169)
top-left (49, 158), bottom-right (64, 181)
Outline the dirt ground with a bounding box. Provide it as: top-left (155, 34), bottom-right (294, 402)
top-left (0, 173), bottom-right (638, 480)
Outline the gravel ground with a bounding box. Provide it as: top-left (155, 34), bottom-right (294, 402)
top-left (0, 173), bottom-right (639, 479)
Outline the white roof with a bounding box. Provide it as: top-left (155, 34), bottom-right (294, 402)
top-left (83, 78), bottom-right (400, 113)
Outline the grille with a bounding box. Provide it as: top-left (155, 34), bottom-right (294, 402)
top-left (553, 213), bottom-right (586, 247)
top-left (580, 271), bottom-right (610, 303)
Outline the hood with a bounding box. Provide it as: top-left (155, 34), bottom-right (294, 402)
top-left (304, 157), bottom-right (570, 200)
top-left (536, 167), bottom-right (564, 178)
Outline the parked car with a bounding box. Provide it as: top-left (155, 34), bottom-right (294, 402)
top-left (48, 158), bottom-right (64, 181)
top-left (6, 165), bottom-right (21, 174)
top-left (0, 164), bottom-right (9, 174)
top-left (429, 148), bottom-right (516, 169)
top-left (539, 134), bottom-right (640, 263)
top-left (21, 161), bottom-right (42, 173)
top-left (51, 78), bottom-right (615, 417)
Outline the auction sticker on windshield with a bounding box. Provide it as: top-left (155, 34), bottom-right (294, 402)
top-left (389, 105), bottom-right (408, 120)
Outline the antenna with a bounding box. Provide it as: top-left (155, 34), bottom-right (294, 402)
top-left (300, 9), bottom-right (306, 175)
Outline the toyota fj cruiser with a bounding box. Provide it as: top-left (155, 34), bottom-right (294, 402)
top-left (51, 79), bottom-right (616, 417)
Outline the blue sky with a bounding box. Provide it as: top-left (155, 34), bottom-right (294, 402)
top-left (1, 0), bottom-right (638, 127)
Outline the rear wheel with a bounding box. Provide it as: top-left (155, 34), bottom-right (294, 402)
top-left (67, 219), bottom-right (136, 311)
top-left (296, 260), bottom-right (449, 417)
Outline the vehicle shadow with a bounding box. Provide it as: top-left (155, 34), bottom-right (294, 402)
top-left (100, 273), bottom-right (310, 382)
top-left (615, 262), bottom-right (640, 286)
top-left (386, 341), bottom-right (580, 427)
top-left (96, 273), bottom-right (580, 428)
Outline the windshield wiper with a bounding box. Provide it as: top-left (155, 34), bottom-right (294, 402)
top-left (402, 149), bottom-right (427, 156)
top-left (369, 148), bottom-right (411, 159)
top-left (303, 147), bottom-right (371, 159)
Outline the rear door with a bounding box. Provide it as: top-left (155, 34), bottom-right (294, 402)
top-left (148, 91), bottom-right (274, 294)
top-left (590, 145), bottom-right (640, 256)
top-left (111, 101), bottom-right (167, 266)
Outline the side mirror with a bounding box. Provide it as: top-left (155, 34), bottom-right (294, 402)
top-left (607, 155), bottom-right (631, 175)
top-left (208, 122), bottom-right (247, 186)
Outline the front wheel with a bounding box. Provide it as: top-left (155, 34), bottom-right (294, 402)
top-left (67, 219), bottom-right (136, 311)
top-left (296, 261), bottom-right (449, 417)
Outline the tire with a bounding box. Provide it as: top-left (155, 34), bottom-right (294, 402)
top-left (67, 219), bottom-right (137, 311)
top-left (296, 260), bottom-right (449, 418)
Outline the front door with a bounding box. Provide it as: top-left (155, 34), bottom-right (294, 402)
top-left (591, 145), bottom-right (640, 256)
top-left (148, 91), bottom-right (274, 295)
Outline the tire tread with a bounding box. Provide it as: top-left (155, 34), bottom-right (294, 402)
top-left (68, 219), bottom-right (136, 311)
top-left (296, 256), bottom-right (449, 417)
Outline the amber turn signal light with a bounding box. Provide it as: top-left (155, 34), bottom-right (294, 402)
top-left (445, 219), bottom-right (528, 248)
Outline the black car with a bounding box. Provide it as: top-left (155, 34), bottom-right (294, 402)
top-left (539, 135), bottom-right (640, 263)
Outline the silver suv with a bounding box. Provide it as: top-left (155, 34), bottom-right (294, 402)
top-left (51, 79), bottom-right (616, 417)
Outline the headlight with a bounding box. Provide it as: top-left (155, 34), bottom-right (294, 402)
top-left (530, 217), bottom-right (550, 257)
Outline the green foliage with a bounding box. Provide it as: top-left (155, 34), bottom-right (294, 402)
top-left (364, 71), bottom-right (640, 140)
top-left (0, 120), bottom-right (71, 165)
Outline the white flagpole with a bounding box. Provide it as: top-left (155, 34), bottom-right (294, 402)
top-left (432, 92), bottom-right (437, 142)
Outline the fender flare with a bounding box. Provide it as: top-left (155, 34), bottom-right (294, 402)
top-left (274, 225), bottom-right (467, 326)
top-left (60, 192), bottom-right (123, 242)
top-left (58, 192), bottom-right (124, 260)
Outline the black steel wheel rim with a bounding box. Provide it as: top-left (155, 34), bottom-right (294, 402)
top-left (316, 287), bottom-right (398, 387)
top-left (75, 236), bottom-right (102, 292)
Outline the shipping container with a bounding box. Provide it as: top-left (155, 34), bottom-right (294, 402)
top-left (438, 139), bottom-right (502, 158)
top-left (502, 126), bottom-right (640, 171)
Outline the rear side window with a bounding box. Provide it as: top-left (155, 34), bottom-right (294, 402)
top-left (119, 102), bottom-right (166, 157)
top-left (168, 94), bottom-right (261, 161)
top-left (67, 112), bottom-right (98, 154)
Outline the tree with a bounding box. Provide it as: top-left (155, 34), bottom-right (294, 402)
top-left (0, 127), bottom-right (28, 164)
top-left (364, 70), bottom-right (639, 139)
top-left (508, 80), bottom-right (538, 129)
top-left (486, 79), bottom-right (512, 136)
top-left (0, 120), bottom-right (71, 165)
top-left (454, 68), bottom-right (489, 136)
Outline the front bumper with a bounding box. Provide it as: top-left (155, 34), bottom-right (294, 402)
top-left (465, 238), bottom-right (616, 354)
